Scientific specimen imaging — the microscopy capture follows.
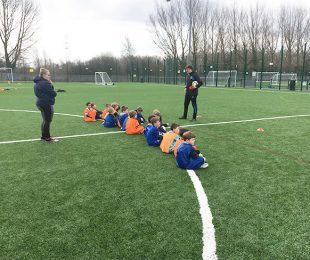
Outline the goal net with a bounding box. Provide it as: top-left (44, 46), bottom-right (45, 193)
top-left (270, 73), bottom-right (297, 86)
top-left (0, 67), bottom-right (13, 83)
top-left (95, 72), bottom-right (114, 85)
top-left (206, 70), bottom-right (237, 87)
top-left (255, 72), bottom-right (279, 83)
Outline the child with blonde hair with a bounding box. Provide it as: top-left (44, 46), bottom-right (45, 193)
top-left (126, 110), bottom-right (144, 135)
top-left (103, 107), bottom-right (118, 128)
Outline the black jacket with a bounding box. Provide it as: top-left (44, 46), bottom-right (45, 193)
top-left (34, 76), bottom-right (57, 106)
top-left (185, 71), bottom-right (203, 96)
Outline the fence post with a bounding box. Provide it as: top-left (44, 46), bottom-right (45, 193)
top-left (215, 52), bottom-right (219, 87)
top-left (260, 48), bottom-right (265, 90)
top-left (229, 50), bottom-right (232, 87)
top-left (243, 48), bottom-right (247, 88)
top-left (301, 42), bottom-right (307, 92)
top-left (279, 45), bottom-right (284, 90)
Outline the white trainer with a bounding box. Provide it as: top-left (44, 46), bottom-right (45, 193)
top-left (200, 163), bottom-right (209, 169)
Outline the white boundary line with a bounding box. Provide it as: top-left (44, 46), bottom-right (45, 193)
top-left (0, 131), bottom-right (124, 145)
top-left (1, 113), bottom-right (310, 145)
top-left (187, 170), bottom-right (217, 260)
top-left (182, 114), bottom-right (310, 128)
top-left (200, 86), bottom-right (310, 95)
top-left (0, 109), bottom-right (83, 118)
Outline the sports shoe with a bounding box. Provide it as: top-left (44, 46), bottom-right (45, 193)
top-left (200, 163), bottom-right (209, 169)
top-left (179, 116), bottom-right (187, 119)
top-left (190, 118), bottom-right (197, 121)
top-left (45, 137), bottom-right (59, 143)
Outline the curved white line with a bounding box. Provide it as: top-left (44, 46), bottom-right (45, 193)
top-left (187, 170), bottom-right (217, 260)
top-left (183, 114), bottom-right (310, 128)
top-left (0, 109), bottom-right (83, 118)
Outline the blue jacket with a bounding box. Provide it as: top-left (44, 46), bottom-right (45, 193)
top-left (119, 113), bottom-right (128, 128)
top-left (103, 114), bottom-right (118, 128)
top-left (121, 116), bottom-right (129, 131)
top-left (136, 112), bottom-right (145, 124)
top-left (144, 124), bottom-right (153, 137)
top-left (176, 143), bottom-right (205, 170)
top-left (146, 126), bottom-right (162, 147)
top-left (34, 76), bottom-right (57, 106)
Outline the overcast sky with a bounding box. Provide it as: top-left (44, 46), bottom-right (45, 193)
top-left (34, 0), bottom-right (310, 63)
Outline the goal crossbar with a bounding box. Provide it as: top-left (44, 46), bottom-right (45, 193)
top-left (95, 72), bottom-right (114, 86)
top-left (206, 70), bottom-right (237, 87)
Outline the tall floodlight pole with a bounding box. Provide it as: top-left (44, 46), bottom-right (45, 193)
top-left (166, 0), bottom-right (193, 65)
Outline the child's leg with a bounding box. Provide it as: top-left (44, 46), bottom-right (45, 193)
top-left (187, 157), bottom-right (205, 170)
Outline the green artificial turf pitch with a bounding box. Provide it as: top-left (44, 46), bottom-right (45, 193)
top-left (0, 82), bottom-right (309, 259)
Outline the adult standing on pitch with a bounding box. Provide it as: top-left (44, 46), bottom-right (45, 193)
top-left (179, 65), bottom-right (203, 121)
top-left (34, 68), bottom-right (59, 143)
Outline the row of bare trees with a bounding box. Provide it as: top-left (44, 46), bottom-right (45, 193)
top-left (0, 0), bottom-right (38, 69)
top-left (149, 0), bottom-right (310, 73)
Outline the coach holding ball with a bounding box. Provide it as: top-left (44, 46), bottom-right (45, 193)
top-left (34, 68), bottom-right (58, 143)
top-left (179, 65), bottom-right (203, 121)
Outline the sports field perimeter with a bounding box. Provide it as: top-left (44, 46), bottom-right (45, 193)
top-left (0, 82), bottom-right (309, 259)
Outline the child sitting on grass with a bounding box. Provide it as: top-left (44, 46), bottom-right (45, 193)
top-left (126, 111), bottom-right (145, 135)
top-left (119, 105), bottom-right (129, 127)
top-left (111, 102), bottom-right (120, 118)
top-left (103, 107), bottom-right (118, 128)
top-left (136, 106), bottom-right (145, 124)
top-left (84, 102), bottom-right (96, 122)
top-left (173, 127), bottom-right (189, 157)
top-left (146, 117), bottom-right (163, 147)
top-left (176, 131), bottom-right (208, 169)
top-left (160, 123), bottom-right (180, 154)
top-left (144, 114), bottom-right (156, 136)
top-left (153, 109), bottom-right (168, 134)
top-left (91, 103), bottom-right (102, 120)
top-left (102, 103), bottom-right (111, 120)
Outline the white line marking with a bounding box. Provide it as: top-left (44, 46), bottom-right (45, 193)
top-left (1, 113), bottom-right (309, 145)
top-left (0, 131), bottom-right (124, 145)
top-left (0, 109), bottom-right (83, 118)
top-left (200, 86), bottom-right (310, 95)
top-left (187, 170), bottom-right (217, 260)
top-left (183, 114), bottom-right (310, 128)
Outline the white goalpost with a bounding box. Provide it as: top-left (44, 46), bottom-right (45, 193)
top-left (206, 70), bottom-right (237, 87)
top-left (255, 72), bottom-right (278, 84)
top-left (270, 73), bottom-right (297, 86)
top-left (0, 67), bottom-right (13, 83)
top-left (95, 72), bottom-right (114, 85)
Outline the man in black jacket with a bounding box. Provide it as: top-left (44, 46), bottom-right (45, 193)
top-left (179, 65), bottom-right (203, 121)
top-left (34, 68), bottom-right (58, 143)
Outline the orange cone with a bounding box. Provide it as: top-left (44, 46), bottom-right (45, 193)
top-left (257, 127), bottom-right (265, 132)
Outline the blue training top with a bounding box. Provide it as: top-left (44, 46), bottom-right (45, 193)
top-left (119, 113), bottom-right (128, 128)
top-left (146, 126), bottom-right (162, 147)
top-left (176, 143), bottom-right (205, 170)
top-left (122, 116), bottom-right (129, 131)
top-left (103, 114), bottom-right (118, 128)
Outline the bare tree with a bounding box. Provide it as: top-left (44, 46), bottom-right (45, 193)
top-left (0, 0), bottom-right (38, 69)
top-left (122, 36), bottom-right (135, 57)
top-left (149, 0), bottom-right (188, 67)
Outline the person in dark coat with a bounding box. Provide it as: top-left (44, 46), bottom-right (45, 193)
top-left (34, 68), bottom-right (58, 143)
top-left (179, 65), bottom-right (203, 121)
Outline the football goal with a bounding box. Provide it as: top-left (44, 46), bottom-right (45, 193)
top-left (206, 70), bottom-right (237, 87)
top-left (95, 72), bottom-right (114, 85)
top-left (270, 73), bottom-right (297, 86)
top-left (255, 72), bottom-right (279, 84)
top-left (0, 67), bottom-right (13, 83)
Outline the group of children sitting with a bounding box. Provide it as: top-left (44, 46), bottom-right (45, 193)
top-left (83, 102), bottom-right (208, 170)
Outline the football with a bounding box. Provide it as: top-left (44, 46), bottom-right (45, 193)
top-left (192, 81), bottom-right (198, 87)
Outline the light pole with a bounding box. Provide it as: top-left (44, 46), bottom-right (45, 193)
top-left (167, 0), bottom-right (193, 65)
